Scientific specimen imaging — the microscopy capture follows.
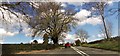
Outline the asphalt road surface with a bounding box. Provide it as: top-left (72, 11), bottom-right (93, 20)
top-left (75, 46), bottom-right (119, 56)
top-left (2, 46), bottom-right (119, 56)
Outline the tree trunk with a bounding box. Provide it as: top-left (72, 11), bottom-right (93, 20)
top-left (101, 15), bottom-right (109, 39)
top-left (51, 36), bottom-right (58, 45)
top-left (98, 2), bottom-right (109, 39)
top-left (43, 33), bottom-right (49, 45)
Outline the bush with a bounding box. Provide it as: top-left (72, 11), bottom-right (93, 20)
top-left (33, 40), bottom-right (38, 44)
top-left (75, 39), bottom-right (81, 46)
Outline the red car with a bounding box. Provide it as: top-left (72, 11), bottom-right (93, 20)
top-left (65, 42), bottom-right (71, 48)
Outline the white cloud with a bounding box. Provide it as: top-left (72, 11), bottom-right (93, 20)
top-left (107, 1), bottom-right (113, 5)
top-left (74, 9), bottom-right (102, 26)
top-left (111, 35), bottom-right (118, 37)
top-left (37, 39), bottom-right (44, 43)
top-left (6, 32), bottom-right (16, 36)
top-left (61, 3), bottom-right (67, 7)
top-left (64, 34), bottom-right (77, 40)
top-left (0, 28), bottom-right (18, 36)
top-left (0, 7), bottom-right (18, 23)
top-left (0, 28), bottom-right (6, 34)
top-left (55, 0), bottom-right (91, 2)
top-left (78, 16), bottom-right (102, 25)
top-left (79, 16), bottom-right (102, 25)
top-left (64, 33), bottom-right (79, 43)
top-left (60, 9), bottom-right (65, 12)
top-left (97, 33), bottom-right (105, 37)
top-left (23, 28), bottom-right (32, 36)
top-left (55, 0), bottom-right (118, 2)
top-left (74, 9), bottom-right (91, 21)
top-left (67, 2), bottom-right (84, 6)
top-left (64, 33), bottom-right (89, 43)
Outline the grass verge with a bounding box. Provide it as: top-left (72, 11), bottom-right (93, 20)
top-left (82, 37), bottom-right (120, 52)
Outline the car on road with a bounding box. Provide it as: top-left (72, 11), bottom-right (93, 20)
top-left (65, 42), bottom-right (71, 48)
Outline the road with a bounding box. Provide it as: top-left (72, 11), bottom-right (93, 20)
top-left (36, 46), bottom-right (119, 56)
top-left (75, 46), bottom-right (119, 56)
top-left (2, 46), bottom-right (119, 56)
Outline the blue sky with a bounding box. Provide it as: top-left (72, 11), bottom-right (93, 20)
top-left (0, 2), bottom-right (119, 44)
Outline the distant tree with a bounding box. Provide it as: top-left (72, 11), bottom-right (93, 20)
top-left (106, 21), bottom-right (113, 38)
top-left (75, 39), bottom-right (81, 46)
top-left (75, 29), bottom-right (89, 43)
top-left (20, 42), bottom-right (23, 44)
top-left (33, 40), bottom-right (38, 44)
top-left (58, 33), bottom-right (67, 44)
top-left (99, 20), bottom-right (113, 39)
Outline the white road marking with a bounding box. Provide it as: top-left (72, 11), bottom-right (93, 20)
top-left (71, 46), bottom-right (89, 56)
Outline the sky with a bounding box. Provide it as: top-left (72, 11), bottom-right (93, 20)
top-left (0, 1), bottom-right (119, 44)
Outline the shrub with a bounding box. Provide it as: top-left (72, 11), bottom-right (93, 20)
top-left (75, 39), bottom-right (81, 46)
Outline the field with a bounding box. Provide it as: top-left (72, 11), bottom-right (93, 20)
top-left (82, 36), bottom-right (120, 52)
top-left (2, 44), bottom-right (57, 54)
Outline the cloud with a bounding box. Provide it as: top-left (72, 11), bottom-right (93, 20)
top-left (60, 9), bottom-right (65, 12)
top-left (0, 7), bottom-right (18, 23)
top-left (55, 0), bottom-right (118, 2)
top-left (111, 35), bottom-right (118, 37)
top-left (64, 33), bottom-right (78, 43)
top-left (91, 33), bottom-right (105, 38)
top-left (107, 1), bottom-right (113, 5)
top-left (61, 3), bottom-right (67, 7)
top-left (64, 33), bottom-right (77, 40)
top-left (0, 28), bottom-right (18, 36)
top-left (55, 0), bottom-right (91, 2)
top-left (23, 28), bottom-right (32, 36)
top-left (67, 2), bottom-right (84, 6)
top-left (74, 9), bottom-right (102, 26)
top-left (87, 35), bottom-right (103, 42)
top-left (64, 33), bottom-right (89, 43)
top-left (74, 9), bottom-right (91, 21)
top-left (0, 28), bottom-right (6, 35)
top-left (78, 16), bottom-right (102, 25)
top-left (97, 33), bottom-right (105, 37)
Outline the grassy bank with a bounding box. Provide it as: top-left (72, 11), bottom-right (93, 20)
top-left (2, 44), bottom-right (58, 54)
top-left (82, 36), bottom-right (120, 52)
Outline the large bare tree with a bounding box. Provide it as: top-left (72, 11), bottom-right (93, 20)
top-left (20, 2), bottom-right (77, 44)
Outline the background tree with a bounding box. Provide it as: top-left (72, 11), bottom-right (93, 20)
top-left (99, 20), bottom-right (113, 39)
top-left (75, 29), bottom-right (89, 43)
top-left (86, 2), bottom-right (118, 39)
top-left (33, 40), bottom-right (38, 44)
top-left (75, 39), bottom-right (81, 46)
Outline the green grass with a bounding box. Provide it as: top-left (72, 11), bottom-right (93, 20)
top-left (82, 37), bottom-right (120, 52)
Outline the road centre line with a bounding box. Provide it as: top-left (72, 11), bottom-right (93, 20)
top-left (71, 46), bottom-right (89, 56)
